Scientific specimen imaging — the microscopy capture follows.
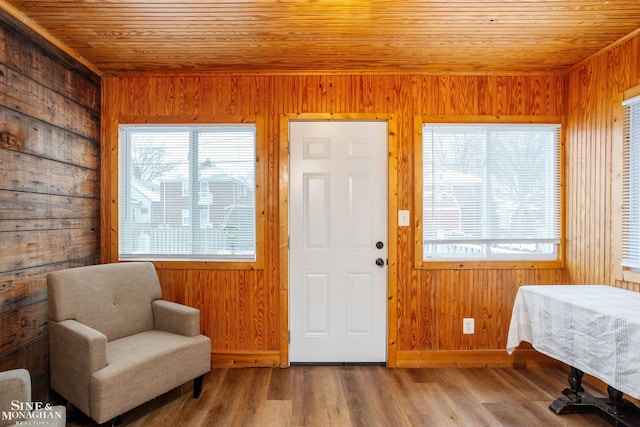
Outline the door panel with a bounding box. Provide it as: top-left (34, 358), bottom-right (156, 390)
top-left (304, 174), bottom-right (330, 249)
top-left (348, 175), bottom-right (374, 249)
top-left (304, 273), bottom-right (329, 334)
top-left (347, 273), bottom-right (374, 334)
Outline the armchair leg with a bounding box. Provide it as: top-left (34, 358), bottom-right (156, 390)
top-left (99, 415), bottom-right (123, 427)
top-left (193, 375), bottom-right (204, 398)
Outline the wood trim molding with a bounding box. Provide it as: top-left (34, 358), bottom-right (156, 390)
top-left (623, 84), bottom-right (640, 102)
top-left (211, 350), bottom-right (280, 368)
top-left (396, 350), bottom-right (562, 368)
top-left (278, 114), bottom-right (290, 367)
top-left (386, 113), bottom-right (399, 368)
top-left (612, 90), bottom-right (625, 284)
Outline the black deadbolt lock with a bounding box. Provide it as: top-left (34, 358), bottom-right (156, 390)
top-left (376, 241), bottom-right (384, 249)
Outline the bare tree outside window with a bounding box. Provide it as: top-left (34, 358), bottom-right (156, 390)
top-left (131, 140), bottom-right (176, 181)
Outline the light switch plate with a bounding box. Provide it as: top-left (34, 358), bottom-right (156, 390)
top-left (398, 210), bottom-right (410, 227)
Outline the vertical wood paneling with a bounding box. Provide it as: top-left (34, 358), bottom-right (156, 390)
top-left (406, 74), bottom-right (567, 355)
top-left (103, 71), bottom-right (571, 366)
top-left (0, 23), bottom-right (100, 400)
top-left (566, 33), bottom-right (640, 289)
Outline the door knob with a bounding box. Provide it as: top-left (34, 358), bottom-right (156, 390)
top-left (375, 258), bottom-right (385, 267)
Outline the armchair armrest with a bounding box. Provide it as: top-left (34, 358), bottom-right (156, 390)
top-left (49, 320), bottom-right (107, 415)
top-left (49, 320), bottom-right (107, 374)
top-left (152, 300), bottom-right (200, 337)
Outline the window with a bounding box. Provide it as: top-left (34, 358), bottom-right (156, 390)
top-left (421, 122), bottom-right (561, 263)
top-left (623, 94), bottom-right (640, 270)
top-left (118, 124), bottom-right (256, 262)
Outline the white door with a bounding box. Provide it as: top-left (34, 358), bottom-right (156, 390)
top-left (289, 120), bottom-right (388, 363)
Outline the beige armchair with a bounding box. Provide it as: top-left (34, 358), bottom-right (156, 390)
top-left (0, 368), bottom-right (65, 427)
top-left (47, 262), bottom-right (211, 426)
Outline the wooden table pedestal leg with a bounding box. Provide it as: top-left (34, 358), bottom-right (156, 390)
top-left (548, 366), bottom-right (640, 426)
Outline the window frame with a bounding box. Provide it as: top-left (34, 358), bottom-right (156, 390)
top-left (616, 85), bottom-right (640, 283)
top-left (114, 117), bottom-right (265, 270)
top-left (414, 115), bottom-right (565, 270)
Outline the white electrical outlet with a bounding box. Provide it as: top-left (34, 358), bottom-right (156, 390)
top-left (463, 318), bottom-right (475, 334)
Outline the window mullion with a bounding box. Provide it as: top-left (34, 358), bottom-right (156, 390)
top-left (190, 130), bottom-right (200, 254)
top-left (122, 131), bottom-right (133, 255)
top-left (483, 128), bottom-right (491, 257)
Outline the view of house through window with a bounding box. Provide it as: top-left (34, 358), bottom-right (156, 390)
top-left (422, 123), bottom-right (561, 261)
top-left (118, 125), bottom-right (256, 261)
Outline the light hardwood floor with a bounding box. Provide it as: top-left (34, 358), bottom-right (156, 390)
top-left (67, 366), bottom-right (614, 426)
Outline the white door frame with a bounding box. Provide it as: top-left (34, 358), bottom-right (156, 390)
top-left (278, 113), bottom-right (399, 367)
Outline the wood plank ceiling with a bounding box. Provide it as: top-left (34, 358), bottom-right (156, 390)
top-left (3, 0), bottom-right (640, 75)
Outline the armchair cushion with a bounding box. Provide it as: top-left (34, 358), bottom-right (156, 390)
top-left (90, 330), bottom-right (211, 423)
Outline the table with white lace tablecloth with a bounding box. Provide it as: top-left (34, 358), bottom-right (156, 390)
top-left (506, 285), bottom-right (640, 425)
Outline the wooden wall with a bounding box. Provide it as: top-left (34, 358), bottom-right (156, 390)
top-left (4, 13), bottom-right (637, 374)
top-left (101, 73), bottom-right (568, 367)
top-left (565, 35), bottom-right (640, 293)
top-left (2, 12), bottom-right (638, 376)
top-left (0, 18), bottom-right (101, 399)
